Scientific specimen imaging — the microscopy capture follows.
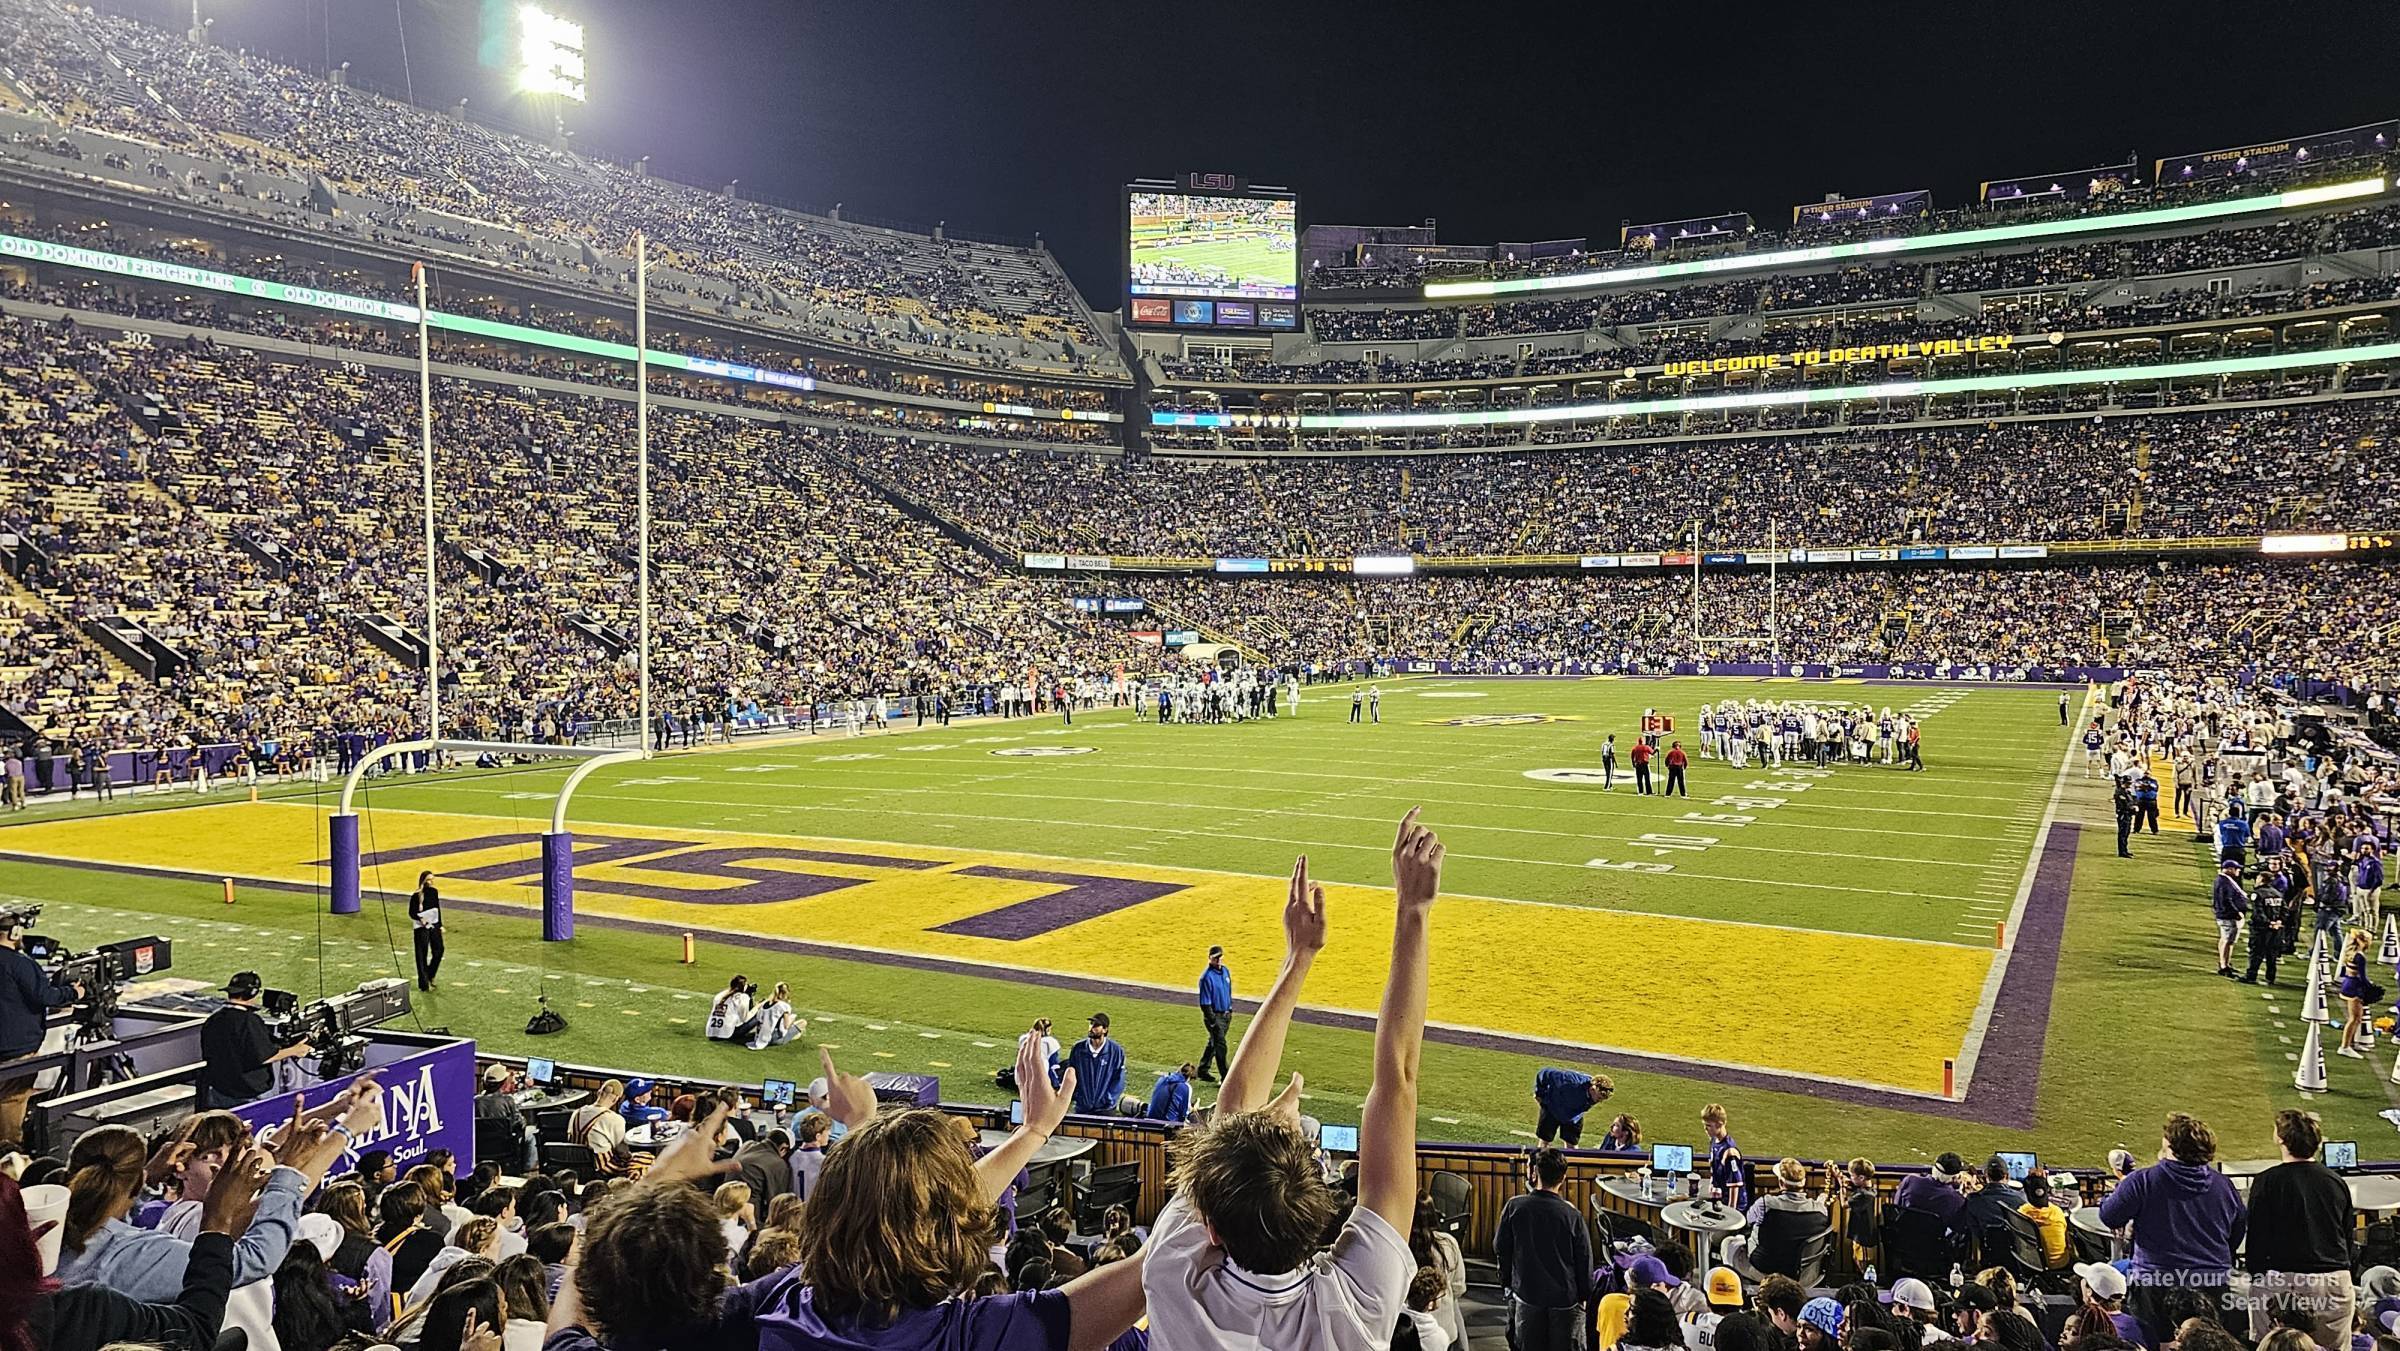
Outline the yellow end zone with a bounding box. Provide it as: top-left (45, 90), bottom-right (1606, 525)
top-left (2, 801), bottom-right (1991, 1094)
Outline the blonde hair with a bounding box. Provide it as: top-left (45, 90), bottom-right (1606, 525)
top-left (713, 1181), bottom-right (752, 1217)
top-left (456, 1216), bottom-right (501, 1255)
top-left (1773, 1158), bottom-right (1807, 1191)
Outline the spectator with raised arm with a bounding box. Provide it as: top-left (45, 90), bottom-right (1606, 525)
top-left (57, 1079), bottom-right (380, 1338)
top-left (1142, 807), bottom-right (1443, 1351)
top-left (19, 1143), bottom-right (275, 1351)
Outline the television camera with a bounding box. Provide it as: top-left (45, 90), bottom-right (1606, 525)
top-left (2, 900), bottom-right (173, 1044)
top-left (262, 978), bottom-right (412, 1078)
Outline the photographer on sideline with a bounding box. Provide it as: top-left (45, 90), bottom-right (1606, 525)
top-left (0, 923), bottom-right (78, 1146)
top-left (199, 973), bottom-right (313, 1109)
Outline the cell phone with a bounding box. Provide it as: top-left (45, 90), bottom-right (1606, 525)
top-left (1998, 1151), bottom-right (2037, 1181)
top-left (760, 1078), bottom-right (797, 1108)
top-left (1651, 1143), bottom-right (1694, 1174)
top-left (2326, 1140), bottom-right (2358, 1170)
top-left (1010, 1099), bottom-right (1025, 1127)
top-left (1319, 1124), bottom-right (1360, 1153)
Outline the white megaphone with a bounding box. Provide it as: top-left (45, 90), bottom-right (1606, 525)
top-left (2295, 1021), bottom-right (2328, 1092)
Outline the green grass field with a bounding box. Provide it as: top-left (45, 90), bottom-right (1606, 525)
top-left (0, 676), bottom-right (2375, 1165)
top-left (1130, 233), bottom-right (1292, 295)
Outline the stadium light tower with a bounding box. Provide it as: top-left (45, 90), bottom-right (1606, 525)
top-left (517, 5), bottom-right (586, 100)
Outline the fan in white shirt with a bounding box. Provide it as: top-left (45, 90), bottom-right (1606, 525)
top-left (1141, 812), bottom-right (1446, 1351)
top-left (705, 976), bottom-right (755, 1041)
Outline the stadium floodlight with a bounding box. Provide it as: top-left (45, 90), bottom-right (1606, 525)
top-left (1421, 176), bottom-right (2388, 299)
top-left (517, 4), bottom-right (586, 102)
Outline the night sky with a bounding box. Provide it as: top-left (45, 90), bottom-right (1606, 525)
top-left (119, 0), bottom-right (2400, 306)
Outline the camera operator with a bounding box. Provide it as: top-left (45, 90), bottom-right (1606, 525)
top-left (199, 973), bottom-right (313, 1110)
top-left (0, 922), bottom-right (80, 1146)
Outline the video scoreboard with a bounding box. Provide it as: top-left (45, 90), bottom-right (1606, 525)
top-left (1126, 174), bottom-right (1300, 332)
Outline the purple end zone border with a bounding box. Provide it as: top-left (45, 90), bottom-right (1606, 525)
top-left (0, 826), bottom-right (2079, 1125)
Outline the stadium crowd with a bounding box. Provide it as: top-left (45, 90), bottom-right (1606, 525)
top-left (5, 301), bottom-right (2400, 764)
top-left (1292, 203), bottom-right (2396, 351)
top-left (0, 0), bottom-right (1120, 383)
top-left (848, 404), bottom-right (2400, 559)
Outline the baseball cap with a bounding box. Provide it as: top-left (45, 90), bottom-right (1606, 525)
top-left (806, 1077), bottom-right (829, 1101)
top-left (225, 971), bottom-right (263, 999)
top-left (1704, 1267), bottom-right (1743, 1306)
top-left (1952, 1285), bottom-right (1997, 1314)
top-left (482, 1064), bottom-right (509, 1086)
top-left (1798, 1297), bottom-right (1844, 1338)
top-left (625, 1077), bottom-right (655, 1098)
top-left (1626, 1254), bottom-right (1682, 1288)
top-left (296, 1212), bottom-right (343, 1261)
top-left (1208, 945), bottom-right (1224, 958)
top-left (1890, 1278), bottom-right (1937, 1313)
top-left (2075, 1262), bottom-right (2128, 1300)
top-left (1088, 1012), bottom-right (1110, 1029)
top-left (1933, 1151), bottom-right (1965, 1176)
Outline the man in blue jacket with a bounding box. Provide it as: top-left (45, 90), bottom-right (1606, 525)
top-left (1146, 1062), bottom-right (1195, 1125)
top-left (1530, 1066), bottom-right (1614, 1146)
top-left (2098, 1111), bottom-right (2247, 1343)
top-left (1066, 1012), bottom-right (1127, 1116)
top-left (1196, 946), bottom-right (1233, 1083)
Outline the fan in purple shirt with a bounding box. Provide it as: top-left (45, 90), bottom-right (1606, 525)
top-left (541, 1041), bottom-right (1144, 1351)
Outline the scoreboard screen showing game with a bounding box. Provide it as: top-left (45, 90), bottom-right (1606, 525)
top-left (1127, 183), bottom-right (1300, 330)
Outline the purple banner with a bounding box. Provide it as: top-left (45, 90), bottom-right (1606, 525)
top-left (230, 1038), bottom-right (479, 1174)
top-left (2158, 121), bottom-right (2397, 188)
top-left (1791, 190), bottom-right (1931, 226)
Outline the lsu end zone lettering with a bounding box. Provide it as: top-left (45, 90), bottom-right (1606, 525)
top-left (0, 801), bottom-right (1991, 1093)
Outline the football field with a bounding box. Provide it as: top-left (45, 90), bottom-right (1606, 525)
top-left (0, 676), bottom-right (2348, 1161)
top-left (1129, 234), bottom-right (1293, 295)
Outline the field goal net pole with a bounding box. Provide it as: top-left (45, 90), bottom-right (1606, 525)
top-left (328, 740), bottom-right (642, 940)
top-left (1687, 519), bottom-right (1780, 664)
top-left (635, 232), bottom-right (652, 760)
top-left (416, 263), bottom-right (441, 747)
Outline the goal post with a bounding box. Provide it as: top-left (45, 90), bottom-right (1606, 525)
top-left (331, 246), bottom-right (657, 942)
top-left (1687, 518), bottom-right (1782, 661)
top-left (329, 739), bottom-right (643, 941)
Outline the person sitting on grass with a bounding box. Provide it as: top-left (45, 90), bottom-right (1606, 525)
top-left (747, 983), bottom-right (805, 1051)
top-left (705, 977), bottom-right (754, 1042)
top-left (1141, 809), bottom-right (1445, 1351)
